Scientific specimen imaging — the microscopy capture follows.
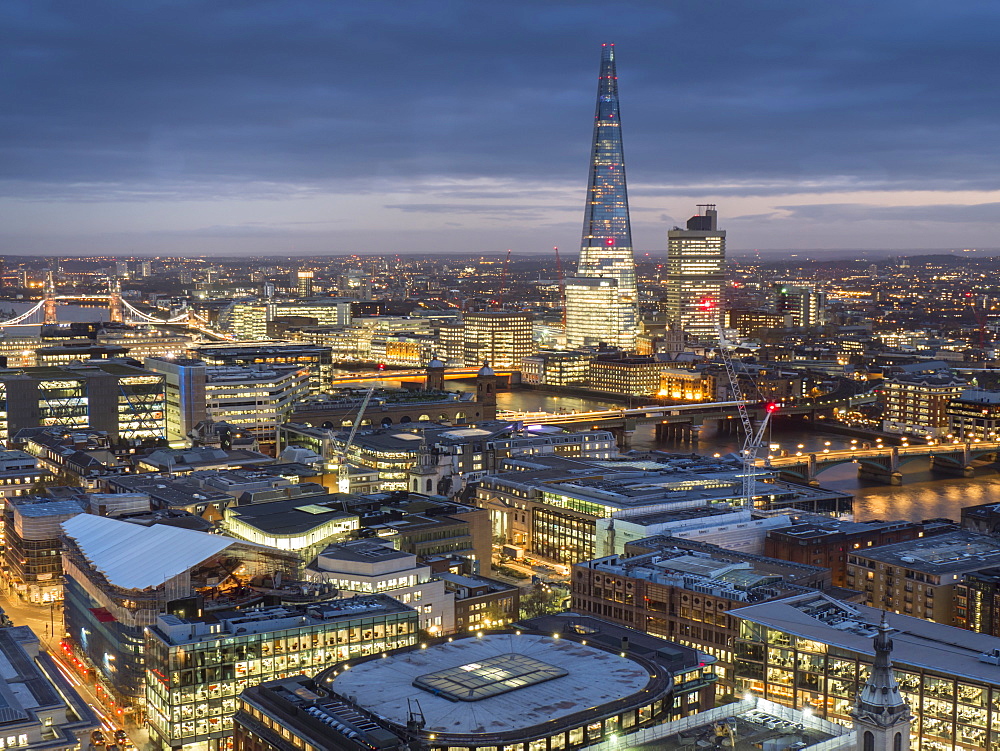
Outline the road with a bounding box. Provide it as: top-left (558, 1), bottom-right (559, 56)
top-left (0, 586), bottom-right (151, 750)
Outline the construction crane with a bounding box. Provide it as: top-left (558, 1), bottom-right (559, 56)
top-left (711, 304), bottom-right (778, 508)
top-left (335, 364), bottom-right (383, 493)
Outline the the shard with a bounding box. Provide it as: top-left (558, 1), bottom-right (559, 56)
top-left (565, 44), bottom-right (639, 349)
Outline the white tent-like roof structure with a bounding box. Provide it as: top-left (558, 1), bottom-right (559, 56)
top-left (61, 514), bottom-right (239, 591)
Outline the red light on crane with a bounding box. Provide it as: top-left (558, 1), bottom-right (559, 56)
top-left (765, 403), bottom-right (780, 413)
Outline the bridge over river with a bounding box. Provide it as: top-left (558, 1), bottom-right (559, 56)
top-left (760, 440), bottom-right (1000, 485)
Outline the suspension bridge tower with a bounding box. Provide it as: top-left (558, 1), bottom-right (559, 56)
top-left (43, 271), bottom-right (57, 325)
top-left (109, 278), bottom-right (124, 323)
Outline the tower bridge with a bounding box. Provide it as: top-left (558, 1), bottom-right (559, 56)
top-left (0, 273), bottom-right (226, 338)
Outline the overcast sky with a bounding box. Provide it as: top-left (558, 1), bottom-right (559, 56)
top-left (3, 0), bottom-right (1000, 257)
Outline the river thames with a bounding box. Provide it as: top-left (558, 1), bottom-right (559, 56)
top-left (485, 388), bottom-right (1000, 524)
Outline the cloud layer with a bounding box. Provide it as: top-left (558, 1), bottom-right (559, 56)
top-left (2, 0), bottom-right (1000, 255)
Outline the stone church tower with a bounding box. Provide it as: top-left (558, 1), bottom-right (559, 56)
top-left (851, 612), bottom-right (912, 751)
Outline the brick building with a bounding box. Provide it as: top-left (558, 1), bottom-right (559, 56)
top-left (764, 518), bottom-right (957, 587)
top-left (571, 537), bottom-right (830, 690)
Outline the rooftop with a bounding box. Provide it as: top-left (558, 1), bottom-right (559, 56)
top-left (731, 591), bottom-right (1000, 685)
top-left (852, 530), bottom-right (1000, 573)
top-left (61, 514), bottom-right (266, 591)
top-left (324, 632), bottom-right (656, 735)
top-left (151, 595), bottom-right (415, 646)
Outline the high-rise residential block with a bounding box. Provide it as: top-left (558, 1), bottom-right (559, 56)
top-left (665, 205), bottom-right (726, 340)
top-left (565, 44), bottom-right (638, 350)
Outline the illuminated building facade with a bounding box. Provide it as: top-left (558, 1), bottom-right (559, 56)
top-left (462, 311), bottom-right (533, 368)
top-left (773, 283), bottom-right (827, 328)
top-left (665, 205), bottom-right (726, 340)
top-left (0, 363), bottom-right (165, 443)
top-left (145, 596), bottom-right (418, 751)
top-left (587, 354), bottom-right (665, 396)
top-left (565, 44), bottom-right (638, 350)
top-left (146, 357), bottom-right (310, 446)
top-left (731, 591), bottom-right (1000, 751)
top-left (658, 368), bottom-right (715, 401)
top-left (880, 374), bottom-right (966, 437)
top-left (947, 390), bottom-right (1000, 441)
top-left (295, 270), bottom-right (314, 297)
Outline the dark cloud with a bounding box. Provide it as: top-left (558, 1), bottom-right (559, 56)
top-left (2, 0), bottom-right (1000, 253)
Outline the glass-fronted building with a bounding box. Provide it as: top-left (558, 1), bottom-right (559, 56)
top-left (145, 597), bottom-right (418, 751)
top-left (732, 591), bottom-right (1000, 751)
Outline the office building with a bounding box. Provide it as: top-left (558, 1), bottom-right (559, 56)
top-left (773, 283), bottom-right (827, 328)
top-left (146, 357), bottom-right (310, 446)
top-left (477, 455), bottom-right (852, 566)
top-left (845, 530), bottom-right (1000, 624)
top-left (520, 349), bottom-right (591, 385)
top-left (217, 301), bottom-right (270, 340)
top-left (572, 538), bottom-right (830, 688)
top-left (731, 591), bottom-right (1000, 750)
top-left (439, 571), bottom-right (520, 631)
top-left (192, 342), bottom-right (333, 393)
top-left (955, 568), bottom-right (1000, 636)
top-left (765, 519), bottom-right (956, 588)
top-left (234, 616), bottom-right (716, 751)
top-left (0, 362), bottom-right (166, 443)
top-left (658, 368), bottom-right (715, 401)
top-left (564, 44), bottom-right (638, 351)
top-left (223, 495), bottom-right (359, 563)
top-left (725, 309), bottom-right (792, 337)
top-left (296, 270), bottom-right (314, 297)
top-left (4, 496), bottom-right (85, 604)
top-left (268, 298), bottom-right (351, 327)
top-left (60, 514), bottom-right (300, 714)
top-left (587, 353), bottom-right (666, 395)
top-left (880, 373), bottom-right (966, 437)
top-left (947, 389), bottom-right (1000, 441)
top-left (307, 539), bottom-right (455, 634)
top-left (0, 449), bottom-right (49, 499)
top-left (0, 625), bottom-right (99, 751)
top-left (462, 311), bottom-right (533, 368)
top-left (665, 205), bottom-right (726, 340)
top-left (144, 596), bottom-right (418, 751)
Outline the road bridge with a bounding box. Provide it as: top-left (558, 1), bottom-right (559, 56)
top-left (761, 440), bottom-right (1000, 485)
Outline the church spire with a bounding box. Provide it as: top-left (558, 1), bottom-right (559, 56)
top-left (851, 612), bottom-right (912, 751)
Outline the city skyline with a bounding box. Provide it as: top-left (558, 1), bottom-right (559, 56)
top-left (4, 1), bottom-right (1000, 257)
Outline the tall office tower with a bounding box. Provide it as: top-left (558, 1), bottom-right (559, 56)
top-left (665, 205), bottom-right (726, 341)
top-left (296, 270), bottom-right (314, 297)
top-left (140, 260), bottom-right (152, 277)
top-left (565, 44), bottom-right (638, 350)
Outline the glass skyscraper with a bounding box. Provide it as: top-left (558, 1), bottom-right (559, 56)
top-left (565, 44), bottom-right (639, 350)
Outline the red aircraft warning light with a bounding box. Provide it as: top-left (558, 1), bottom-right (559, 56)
top-left (765, 402), bottom-right (780, 413)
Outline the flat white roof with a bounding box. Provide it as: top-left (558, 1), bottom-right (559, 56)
top-left (61, 514), bottom-right (237, 591)
top-left (328, 633), bottom-right (651, 734)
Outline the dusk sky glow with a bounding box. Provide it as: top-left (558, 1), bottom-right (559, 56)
top-left (4, 0), bottom-right (1000, 257)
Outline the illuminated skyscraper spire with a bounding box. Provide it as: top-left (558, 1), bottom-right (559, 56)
top-left (565, 43), bottom-right (638, 349)
top-left (578, 43), bottom-right (636, 297)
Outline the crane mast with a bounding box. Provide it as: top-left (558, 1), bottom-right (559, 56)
top-left (335, 366), bottom-right (383, 494)
top-left (715, 316), bottom-right (777, 508)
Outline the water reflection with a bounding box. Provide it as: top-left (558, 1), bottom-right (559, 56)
top-left (491, 389), bottom-right (1000, 523)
